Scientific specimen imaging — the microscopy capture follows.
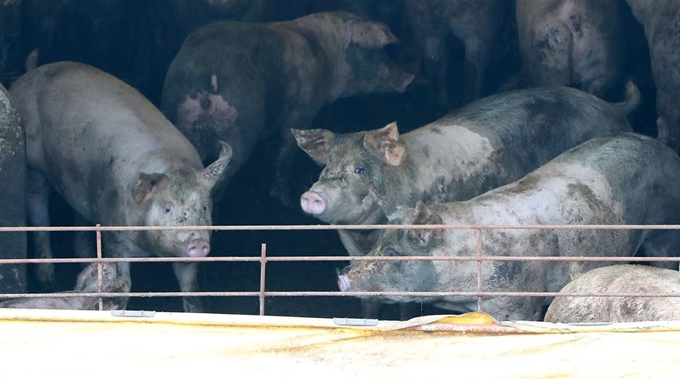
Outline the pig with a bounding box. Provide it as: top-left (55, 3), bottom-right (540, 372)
top-left (338, 133), bottom-right (680, 321)
top-left (403, 0), bottom-right (510, 109)
top-left (160, 11), bottom-right (415, 204)
top-left (624, 0), bottom-right (680, 154)
top-left (295, 84), bottom-right (638, 318)
top-left (544, 264), bottom-right (680, 323)
top-left (10, 61), bottom-right (231, 313)
top-left (0, 263), bottom-right (130, 310)
top-left (294, 83), bottom-right (639, 259)
top-left (516, 0), bottom-right (627, 102)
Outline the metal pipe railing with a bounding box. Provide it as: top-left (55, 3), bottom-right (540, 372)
top-left (1, 223), bottom-right (679, 316)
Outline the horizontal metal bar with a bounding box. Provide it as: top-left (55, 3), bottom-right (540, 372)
top-left (2, 291), bottom-right (678, 300)
top-left (1, 255), bottom-right (679, 265)
top-left (3, 224), bottom-right (680, 232)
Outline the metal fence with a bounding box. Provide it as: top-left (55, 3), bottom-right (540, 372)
top-left (1, 223), bottom-right (680, 316)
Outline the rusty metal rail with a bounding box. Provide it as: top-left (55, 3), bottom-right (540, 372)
top-left (1, 223), bottom-right (679, 316)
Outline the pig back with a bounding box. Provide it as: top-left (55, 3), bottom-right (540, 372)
top-left (545, 264), bottom-right (680, 323)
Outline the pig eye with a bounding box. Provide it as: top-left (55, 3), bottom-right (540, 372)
top-left (354, 167), bottom-right (365, 175)
top-left (164, 205), bottom-right (174, 214)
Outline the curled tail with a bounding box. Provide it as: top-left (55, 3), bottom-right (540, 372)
top-left (614, 81), bottom-right (641, 115)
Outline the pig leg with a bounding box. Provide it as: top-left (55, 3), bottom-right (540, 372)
top-left (404, 1), bottom-right (449, 113)
top-left (360, 298), bottom-right (382, 319)
top-left (271, 116), bottom-right (316, 205)
top-left (449, 20), bottom-right (494, 102)
top-left (656, 92), bottom-right (680, 154)
top-left (172, 261), bottom-right (203, 313)
top-left (26, 168), bottom-right (55, 285)
top-left (73, 213), bottom-right (95, 261)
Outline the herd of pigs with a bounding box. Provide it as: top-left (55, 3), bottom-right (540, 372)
top-left (1, 0), bottom-right (680, 324)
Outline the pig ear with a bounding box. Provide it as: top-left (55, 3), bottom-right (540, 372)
top-left (407, 201), bottom-right (444, 246)
top-left (350, 20), bottom-right (399, 48)
top-left (291, 128), bottom-right (335, 165)
top-left (199, 141), bottom-right (232, 188)
top-left (132, 173), bottom-right (169, 204)
top-left (363, 121), bottom-right (406, 166)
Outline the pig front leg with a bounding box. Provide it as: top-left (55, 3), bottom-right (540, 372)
top-left (172, 261), bottom-right (203, 313)
top-left (272, 115), bottom-right (317, 205)
top-left (26, 168), bottom-right (55, 285)
top-left (73, 213), bottom-right (95, 260)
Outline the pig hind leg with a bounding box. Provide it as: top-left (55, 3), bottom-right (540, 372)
top-left (26, 169), bottom-right (55, 285)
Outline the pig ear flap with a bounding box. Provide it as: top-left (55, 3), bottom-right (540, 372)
top-left (350, 20), bottom-right (399, 48)
top-left (363, 121), bottom-right (406, 166)
top-left (291, 128), bottom-right (335, 165)
top-left (407, 201), bottom-right (444, 246)
top-left (199, 141), bottom-right (232, 188)
top-left (132, 173), bottom-right (169, 204)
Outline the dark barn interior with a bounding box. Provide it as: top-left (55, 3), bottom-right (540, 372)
top-left (0, 0), bottom-right (666, 320)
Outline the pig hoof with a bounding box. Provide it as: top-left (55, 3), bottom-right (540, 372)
top-left (36, 263), bottom-right (56, 285)
top-left (183, 297), bottom-right (204, 313)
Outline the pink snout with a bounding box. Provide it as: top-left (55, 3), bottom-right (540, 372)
top-left (337, 274), bottom-right (351, 292)
top-left (300, 191), bottom-right (327, 215)
top-left (336, 267), bottom-right (352, 292)
top-left (187, 238), bottom-right (211, 258)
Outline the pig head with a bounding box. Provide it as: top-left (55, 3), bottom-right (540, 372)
top-left (0, 262), bottom-right (130, 311)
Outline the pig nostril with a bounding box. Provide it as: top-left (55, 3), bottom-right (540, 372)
top-left (300, 191), bottom-right (326, 215)
top-left (187, 239), bottom-right (211, 258)
top-left (337, 274), bottom-right (351, 292)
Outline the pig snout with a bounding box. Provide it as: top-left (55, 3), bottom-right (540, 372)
top-left (336, 266), bottom-right (351, 292)
top-left (300, 190), bottom-right (327, 215)
top-left (187, 238), bottom-right (211, 257)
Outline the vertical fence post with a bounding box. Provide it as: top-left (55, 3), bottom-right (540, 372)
top-left (96, 224), bottom-right (103, 311)
top-left (259, 243), bottom-right (267, 316)
top-left (476, 228), bottom-right (483, 313)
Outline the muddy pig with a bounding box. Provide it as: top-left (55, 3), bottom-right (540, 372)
top-left (624, 0), bottom-right (680, 154)
top-left (160, 11), bottom-right (414, 204)
top-left (516, 0), bottom-right (627, 101)
top-left (10, 61), bottom-right (231, 313)
top-left (0, 263), bottom-right (130, 310)
top-left (338, 133), bottom-right (680, 321)
top-left (545, 264), bottom-right (680, 323)
top-left (295, 84), bottom-right (638, 318)
top-left (294, 83), bottom-right (639, 259)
